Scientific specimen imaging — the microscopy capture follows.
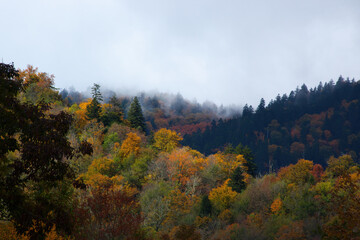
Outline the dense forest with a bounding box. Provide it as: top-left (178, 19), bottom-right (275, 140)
top-left (59, 83), bottom-right (240, 137)
top-left (184, 78), bottom-right (360, 173)
top-left (1, 63), bottom-right (360, 239)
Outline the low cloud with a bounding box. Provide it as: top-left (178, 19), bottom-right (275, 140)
top-left (2, 0), bottom-right (360, 107)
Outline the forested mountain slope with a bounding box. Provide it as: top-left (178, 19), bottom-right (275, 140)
top-left (60, 87), bottom-right (232, 136)
top-left (183, 77), bottom-right (360, 173)
top-left (2, 63), bottom-right (360, 239)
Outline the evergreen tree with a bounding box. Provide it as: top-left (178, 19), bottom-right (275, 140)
top-left (199, 195), bottom-right (212, 217)
top-left (228, 166), bottom-right (246, 193)
top-left (91, 83), bottom-right (103, 101)
top-left (234, 144), bottom-right (257, 177)
top-left (127, 96), bottom-right (146, 132)
top-left (256, 98), bottom-right (266, 113)
top-left (101, 95), bottom-right (123, 126)
top-left (86, 83), bottom-right (102, 121)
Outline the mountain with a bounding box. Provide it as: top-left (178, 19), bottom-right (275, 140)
top-left (183, 77), bottom-right (360, 173)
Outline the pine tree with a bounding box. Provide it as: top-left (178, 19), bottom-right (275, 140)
top-left (101, 95), bottom-right (123, 126)
top-left (127, 96), bottom-right (146, 132)
top-left (228, 166), bottom-right (246, 193)
top-left (199, 195), bottom-right (212, 217)
top-left (234, 144), bottom-right (257, 177)
top-left (86, 83), bottom-right (102, 121)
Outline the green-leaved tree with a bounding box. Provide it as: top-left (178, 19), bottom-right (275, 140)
top-left (0, 63), bottom-right (92, 238)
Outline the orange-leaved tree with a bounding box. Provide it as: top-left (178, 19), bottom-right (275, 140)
top-left (119, 132), bottom-right (142, 158)
top-left (271, 197), bottom-right (283, 215)
top-left (165, 147), bottom-right (201, 187)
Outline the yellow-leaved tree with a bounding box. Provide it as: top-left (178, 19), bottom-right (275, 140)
top-left (215, 153), bottom-right (252, 182)
top-left (153, 128), bottom-right (183, 153)
top-left (209, 179), bottom-right (238, 212)
top-left (80, 156), bottom-right (125, 188)
top-left (214, 153), bottom-right (240, 178)
top-left (277, 159), bottom-right (314, 185)
top-left (119, 132), bottom-right (141, 158)
top-left (72, 99), bottom-right (91, 129)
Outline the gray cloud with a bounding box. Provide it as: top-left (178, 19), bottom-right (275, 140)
top-left (2, 0), bottom-right (360, 107)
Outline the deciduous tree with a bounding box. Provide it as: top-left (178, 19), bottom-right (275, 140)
top-left (165, 147), bottom-right (200, 187)
top-left (120, 132), bottom-right (142, 158)
top-left (323, 170), bottom-right (360, 240)
top-left (73, 182), bottom-right (143, 240)
top-left (153, 128), bottom-right (183, 153)
top-left (0, 63), bottom-right (92, 238)
top-left (209, 179), bottom-right (238, 212)
top-left (17, 65), bottom-right (61, 104)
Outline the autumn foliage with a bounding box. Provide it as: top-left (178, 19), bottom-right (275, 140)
top-left (73, 182), bottom-right (142, 240)
top-left (153, 128), bottom-right (183, 153)
top-left (2, 63), bottom-right (360, 239)
top-left (209, 179), bottom-right (238, 212)
top-left (120, 132), bottom-right (142, 158)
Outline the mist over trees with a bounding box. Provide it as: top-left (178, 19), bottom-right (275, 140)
top-left (60, 75), bottom-right (360, 174)
top-left (59, 86), bottom-right (242, 138)
top-left (184, 77), bottom-right (360, 173)
top-left (2, 63), bottom-right (360, 239)
top-left (60, 87), bottom-right (242, 117)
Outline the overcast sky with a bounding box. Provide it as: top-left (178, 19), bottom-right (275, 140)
top-left (2, 0), bottom-right (360, 107)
